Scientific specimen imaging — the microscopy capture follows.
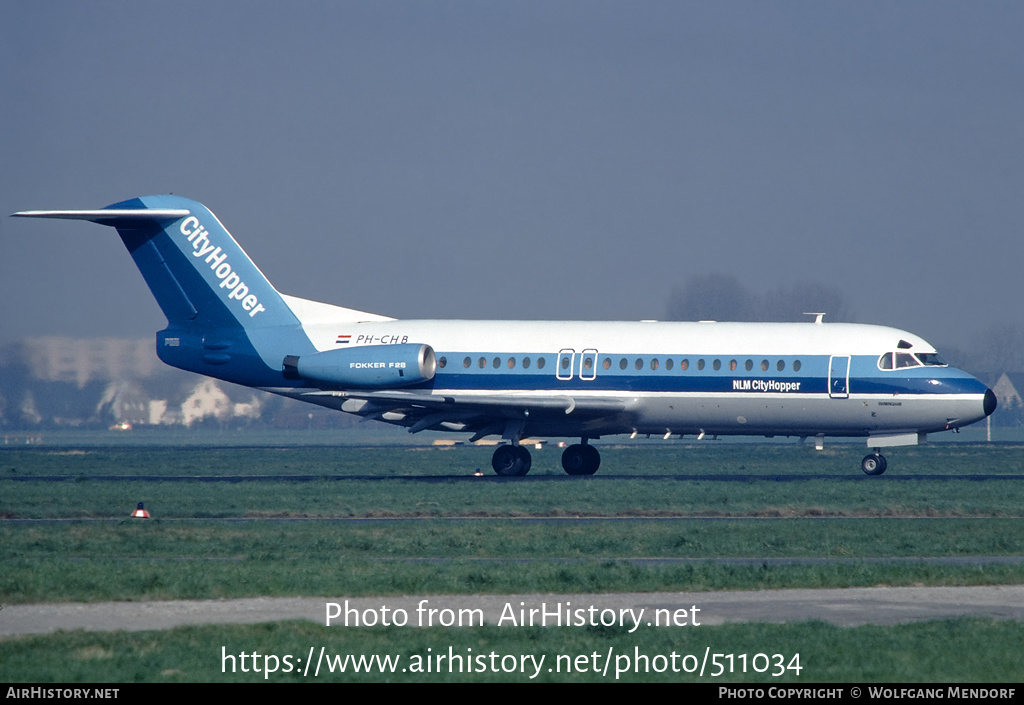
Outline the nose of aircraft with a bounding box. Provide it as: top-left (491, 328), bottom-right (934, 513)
top-left (984, 388), bottom-right (998, 417)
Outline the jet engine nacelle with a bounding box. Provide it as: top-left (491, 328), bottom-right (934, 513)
top-left (282, 343), bottom-right (436, 388)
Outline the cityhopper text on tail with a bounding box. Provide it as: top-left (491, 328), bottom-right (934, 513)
top-left (14, 196), bottom-right (997, 476)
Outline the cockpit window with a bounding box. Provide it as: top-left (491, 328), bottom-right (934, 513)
top-left (915, 352), bottom-right (947, 367)
top-left (895, 353), bottom-right (920, 369)
top-left (880, 351), bottom-right (945, 370)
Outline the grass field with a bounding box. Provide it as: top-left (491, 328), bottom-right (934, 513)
top-left (2, 437), bottom-right (1023, 682)
top-left (3, 619), bottom-right (1022, 683)
top-left (4, 442), bottom-right (1024, 518)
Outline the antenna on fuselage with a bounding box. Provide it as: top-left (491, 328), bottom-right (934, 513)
top-left (804, 312), bottom-right (826, 324)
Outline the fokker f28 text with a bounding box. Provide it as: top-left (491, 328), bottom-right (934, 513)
top-left (14, 196), bottom-right (997, 476)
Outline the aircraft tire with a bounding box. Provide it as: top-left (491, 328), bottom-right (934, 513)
top-left (492, 445), bottom-right (531, 476)
top-left (562, 444), bottom-right (600, 475)
top-left (861, 453), bottom-right (887, 476)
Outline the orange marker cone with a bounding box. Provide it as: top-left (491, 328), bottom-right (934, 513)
top-left (131, 502), bottom-right (150, 518)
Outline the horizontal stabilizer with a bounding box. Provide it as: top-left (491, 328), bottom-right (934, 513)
top-left (12, 209), bottom-right (190, 223)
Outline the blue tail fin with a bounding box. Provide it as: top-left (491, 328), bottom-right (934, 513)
top-left (14, 195), bottom-right (316, 386)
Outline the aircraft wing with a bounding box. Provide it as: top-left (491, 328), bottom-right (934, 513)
top-left (301, 389), bottom-right (628, 440)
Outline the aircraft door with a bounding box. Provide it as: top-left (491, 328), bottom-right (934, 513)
top-left (557, 349), bottom-right (575, 381)
top-left (556, 349), bottom-right (599, 380)
top-left (580, 349), bottom-right (598, 380)
top-left (829, 355), bottom-right (850, 399)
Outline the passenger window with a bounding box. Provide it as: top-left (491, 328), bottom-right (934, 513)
top-left (602, 358), bottom-right (612, 370)
top-left (463, 357), bottom-right (471, 368)
top-left (523, 357), bottom-right (531, 369)
top-left (697, 359), bottom-right (705, 370)
top-left (560, 355), bottom-right (571, 370)
top-left (507, 358), bottom-right (515, 369)
top-left (777, 360), bottom-right (785, 372)
top-left (493, 357), bottom-right (501, 369)
top-left (761, 359), bottom-right (769, 372)
top-left (651, 358), bottom-right (659, 371)
top-left (537, 357), bottom-right (546, 370)
top-left (438, 356), bottom-right (447, 369)
top-left (665, 359), bottom-right (674, 371)
top-left (478, 357), bottom-right (486, 369)
top-left (745, 359), bottom-right (753, 371)
top-left (680, 359), bottom-right (689, 371)
top-left (635, 358), bottom-right (643, 371)
top-left (583, 357), bottom-right (594, 371)
top-left (729, 359), bottom-right (737, 371)
top-left (713, 359), bottom-right (721, 371)
top-left (619, 358), bottom-right (628, 370)
top-left (793, 360), bottom-right (802, 372)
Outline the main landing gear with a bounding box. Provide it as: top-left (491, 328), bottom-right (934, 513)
top-left (489, 440), bottom-right (602, 476)
top-left (491, 444), bottom-right (532, 476)
top-left (560, 442), bottom-right (601, 475)
top-left (861, 452), bottom-right (888, 476)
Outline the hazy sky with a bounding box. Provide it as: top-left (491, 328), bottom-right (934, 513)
top-left (2, 1), bottom-right (1022, 353)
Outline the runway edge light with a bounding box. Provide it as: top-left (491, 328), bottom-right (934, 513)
top-left (131, 502), bottom-right (150, 518)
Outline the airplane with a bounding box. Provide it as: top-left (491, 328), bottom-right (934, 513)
top-left (13, 195), bottom-right (996, 476)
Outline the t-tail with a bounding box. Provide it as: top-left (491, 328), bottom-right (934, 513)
top-left (13, 195), bottom-right (380, 388)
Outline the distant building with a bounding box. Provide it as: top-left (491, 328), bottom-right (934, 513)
top-left (991, 373), bottom-right (1024, 422)
top-left (0, 337), bottom-right (391, 431)
top-left (96, 380), bottom-right (151, 426)
top-left (180, 379), bottom-right (232, 426)
top-left (20, 337), bottom-right (159, 387)
top-left (0, 337), bottom-right (269, 428)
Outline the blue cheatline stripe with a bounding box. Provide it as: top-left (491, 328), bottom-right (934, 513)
top-left (425, 352), bottom-right (987, 396)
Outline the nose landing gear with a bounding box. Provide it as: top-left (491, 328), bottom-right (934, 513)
top-left (861, 452), bottom-right (887, 476)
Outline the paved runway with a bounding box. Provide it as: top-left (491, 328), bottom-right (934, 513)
top-left (4, 585), bottom-right (1024, 636)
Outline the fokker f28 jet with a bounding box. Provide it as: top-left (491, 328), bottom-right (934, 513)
top-left (14, 196), bottom-right (996, 476)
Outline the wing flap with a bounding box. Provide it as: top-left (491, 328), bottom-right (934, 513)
top-left (302, 389), bottom-right (626, 415)
top-left (302, 389), bottom-right (628, 436)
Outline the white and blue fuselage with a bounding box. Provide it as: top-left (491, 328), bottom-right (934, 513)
top-left (14, 196), bottom-right (995, 476)
top-left (286, 317), bottom-right (993, 443)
